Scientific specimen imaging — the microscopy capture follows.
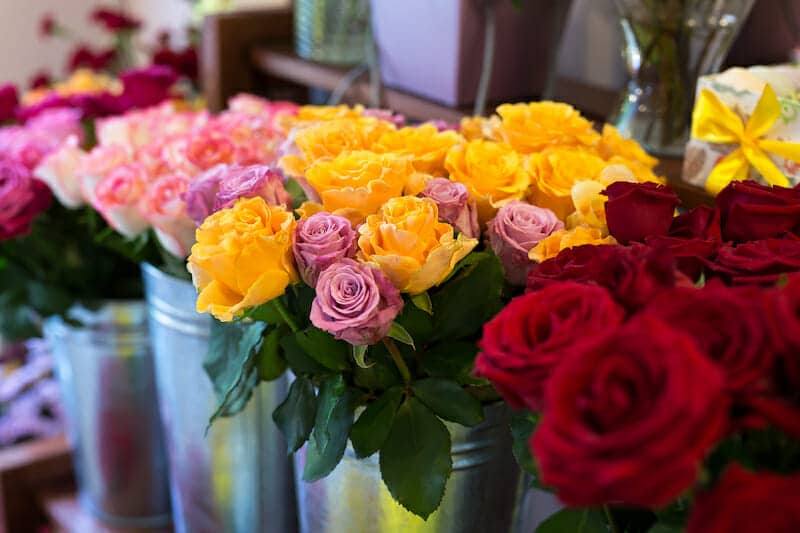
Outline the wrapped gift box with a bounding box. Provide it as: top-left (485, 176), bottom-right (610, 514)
top-left (683, 65), bottom-right (800, 193)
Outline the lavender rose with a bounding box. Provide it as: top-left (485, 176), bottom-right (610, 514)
top-left (310, 258), bottom-right (403, 345)
top-left (419, 178), bottom-right (480, 238)
top-left (214, 164), bottom-right (292, 211)
top-left (184, 164), bottom-right (227, 225)
top-left (487, 201), bottom-right (564, 285)
top-left (293, 212), bottom-right (357, 286)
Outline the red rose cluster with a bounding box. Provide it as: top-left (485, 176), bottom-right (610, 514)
top-left (477, 180), bottom-right (800, 531)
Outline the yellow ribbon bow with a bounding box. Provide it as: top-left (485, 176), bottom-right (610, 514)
top-left (691, 84), bottom-right (800, 194)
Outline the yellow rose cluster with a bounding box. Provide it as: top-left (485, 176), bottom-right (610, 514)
top-left (188, 101), bottom-right (661, 321)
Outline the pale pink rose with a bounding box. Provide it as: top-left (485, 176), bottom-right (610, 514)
top-left (134, 142), bottom-right (170, 177)
top-left (487, 201), bottom-right (564, 285)
top-left (95, 115), bottom-right (134, 148)
top-left (160, 135), bottom-right (197, 176)
top-left (143, 174), bottom-right (195, 257)
top-left (227, 94), bottom-right (298, 133)
top-left (33, 135), bottom-right (87, 208)
top-left (420, 178), bottom-right (480, 238)
top-left (79, 144), bottom-right (132, 205)
top-left (93, 162), bottom-right (149, 237)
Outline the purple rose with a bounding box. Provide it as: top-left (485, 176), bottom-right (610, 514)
top-left (419, 178), bottom-right (480, 238)
top-left (310, 258), bottom-right (403, 345)
top-left (214, 165), bottom-right (293, 211)
top-left (488, 201), bottom-right (564, 285)
top-left (293, 212), bottom-right (357, 286)
top-left (184, 164), bottom-right (227, 225)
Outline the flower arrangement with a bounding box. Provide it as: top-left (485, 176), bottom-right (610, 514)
top-left (186, 101), bottom-right (665, 518)
top-left (477, 179), bottom-right (800, 532)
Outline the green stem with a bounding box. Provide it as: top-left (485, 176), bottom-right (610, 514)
top-left (271, 298), bottom-right (301, 333)
top-left (383, 338), bottom-right (411, 388)
top-left (603, 505), bottom-right (619, 533)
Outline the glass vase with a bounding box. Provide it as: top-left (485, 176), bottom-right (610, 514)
top-left (294, 0), bottom-right (371, 65)
top-left (610, 0), bottom-right (756, 157)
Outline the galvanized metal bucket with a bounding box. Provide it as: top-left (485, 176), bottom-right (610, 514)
top-left (44, 301), bottom-right (172, 527)
top-left (294, 402), bottom-right (521, 533)
top-left (142, 263), bottom-right (297, 533)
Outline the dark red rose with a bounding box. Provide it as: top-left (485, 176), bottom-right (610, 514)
top-left (0, 84), bottom-right (18, 123)
top-left (29, 71), bottom-right (51, 90)
top-left (90, 7), bottom-right (141, 32)
top-left (0, 159), bottom-right (52, 240)
top-left (532, 315), bottom-right (729, 507)
top-left (710, 237), bottom-right (800, 285)
top-left (476, 282), bottom-right (626, 410)
top-left (67, 45), bottom-right (116, 73)
top-left (645, 235), bottom-right (718, 281)
top-left (528, 244), bottom-right (678, 310)
top-left (644, 283), bottom-right (776, 398)
top-left (716, 180), bottom-right (800, 243)
top-left (152, 46), bottom-right (198, 83)
top-left (687, 464), bottom-right (800, 533)
top-left (603, 181), bottom-right (681, 244)
top-left (116, 66), bottom-right (178, 109)
top-left (669, 205), bottom-right (722, 240)
top-left (39, 13), bottom-right (56, 38)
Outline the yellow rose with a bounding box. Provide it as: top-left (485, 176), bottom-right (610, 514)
top-left (296, 104), bottom-right (364, 122)
top-left (528, 226), bottom-right (617, 263)
top-left (296, 200), bottom-right (325, 219)
top-left (526, 147), bottom-right (608, 221)
top-left (188, 197), bottom-right (298, 322)
top-left (358, 196), bottom-right (478, 294)
top-left (373, 124), bottom-right (463, 175)
top-left (491, 102), bottom-right (600, 154)
top-left (460, 115), bottom-right (493, 141)
top-left (279, 117), bottom-right (395, 177)
top-left (565, 164), bottom-right (639, 231)
top-left (597, 124), bottom-right (658, 170)
top-left (445, 139), bottom-right (531, 223)
top-left (306, 150), bottom-right (410, 225)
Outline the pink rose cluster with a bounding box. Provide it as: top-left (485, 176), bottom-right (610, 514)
top-left (29, 95), bottom-right (299, 257)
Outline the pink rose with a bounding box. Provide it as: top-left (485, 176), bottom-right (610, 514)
top-left (214, 165), bottom-right (292, 211)
top-left (143, 174), bottom-right (195, 257)
top-left (419, 178), bottom-right (480, 238)
top-left (184, 164), bottom-right (227, 225)
top-left (293, 212), bottom-right (357, 286)
top-left (79, 144), bottom-right (132, 204)
top-left (186, 126), bottom-right (236, 171)
top-left (33, 136), bottom-right (86, 208)
top-left (488, 201), bottom-right (564, 285)
top-left (160, 135), bottom-right (197, 176)
top-left (93, 162), bottom-right (149, 237)
top-left (26, 108), bottom-right (84, 142)
top-left (0, 158), bottom-right (52, 240)
top-left (227, 94), bottom-right (298, 133)
top-left (310, 258), bottom-right (404, 345)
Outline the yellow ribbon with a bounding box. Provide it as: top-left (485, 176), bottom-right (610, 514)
top-left (691, 84), bottom-right (800, 194)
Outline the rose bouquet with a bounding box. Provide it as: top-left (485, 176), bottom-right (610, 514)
top-left (187, 101), bottom-right (666, 518)
top-left (477, 179), bottom-right (800, 532)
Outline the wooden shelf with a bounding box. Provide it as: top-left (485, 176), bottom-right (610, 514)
top-left (39, 491), bottom-right (172, 533)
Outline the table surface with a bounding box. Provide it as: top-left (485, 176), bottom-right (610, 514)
top-left (39, 491), bottom-right (173, 533)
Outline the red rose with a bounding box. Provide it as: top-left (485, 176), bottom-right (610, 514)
top-left (0, 159), bottom-right (52, 240)
top-left (528, 244), bottom-right (677, 310)
top-left (117, 66), bottom-right (178, 110)
top-left (644, 283), bottom-right (776, 398)
top-left (90, 8), bottom-right (141, 32)
top-left (476, 282), bottom-right (626, 410)
top-left (710, 237), bottom-right (800, 285)
top-left (645, 235), bottom-right (718, 281)
top-left (669, 205), bottom-right (721, 240)
top-left (716, 180), bottom-right (800, 243)
top-left (67, 45), bottom-right (116, 73)
top-left (603, 182), bottom-right (680, 244)
top-left (29, 71), bottom-right (51, 90)
top-left (687, 464), bottom-right (800, 533)
top-left (532, 315), bottom-right (729, 507)
top-left (0, 84), bottom-right (18, 123)
top-left (152, 46), bottom-right (199, 83)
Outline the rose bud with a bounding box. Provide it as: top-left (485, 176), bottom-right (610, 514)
top-left (293, 212), bottom-right (357, 287)
top-left (487, 200), bottom-right (563, 285)
top-left (419, 177), bottom-right (480, 238)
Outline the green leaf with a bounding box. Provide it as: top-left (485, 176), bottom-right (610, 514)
top-left (352, 344), bottom-right (372, 368)
top-left (379, 397), bottom-right (452, 519)
top-left (295, 327), bottom-right (349, 370)
top-left (285, 177), bottom-right (308, 208)
top-left (510, 413), bottom-right (539, 477)
top-left (350, 386), bottom-right (404, 458)
top-left (303, 375), bottom-right (354, 481)
top-left (695, 272), bottom-right (706, 288)
top-left (244, 301), bottom-right (283, 324)
top-left (203, 320), bottom-right (267, 426)
top-left (420, 342), bottom-right (479, 381)
top-left (432, 252), bottom-right (505, 341)
top-left (536, 508), bottom-right (608, 533)
top-left (272, 376), bottom-right (317, 453)
top-left (387, 322), bottom-right (415, 349)
top-left (279, 334), bottom-right (329, 375)
top-left (648, 524), bottom-right (683, 533)
top-left (395, 300), bottom-right (434, 345)
top-left (411, 378), bottom-right (483, 426)
top-left (352, 342), bottom-right (403, 390)
top-left (410, 292), bottom-right (433, 315)
top-left (256, 327), bottom-right (287, 381)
